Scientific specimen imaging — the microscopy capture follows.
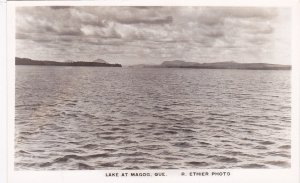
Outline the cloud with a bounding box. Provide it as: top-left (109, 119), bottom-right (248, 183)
top-left (50, 6), bottom-right (72, 10)
top-left (16, 6), bottom-right (290, 65)
top-left (116, 15), bottom-right (173, 25)
top-left (16, 33), bottom-right (30, 39)
top-left (218, 7), bottom-right (278, 20)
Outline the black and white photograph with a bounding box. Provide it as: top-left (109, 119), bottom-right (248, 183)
top-left (14, 6), bottom-right (292, 171)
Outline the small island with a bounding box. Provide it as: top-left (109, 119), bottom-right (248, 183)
top-left (15, 57), bottom-right (122, 67)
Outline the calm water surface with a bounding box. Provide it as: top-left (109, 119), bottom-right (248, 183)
top-left (15, 66), bottom-right (291, 170)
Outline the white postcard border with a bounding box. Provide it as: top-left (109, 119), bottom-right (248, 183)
top-left (6, 1), bottom-right (300, 183)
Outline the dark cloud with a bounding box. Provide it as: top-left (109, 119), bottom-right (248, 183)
top-left (203, 30), bottom-right (224, 38)
top-left (117, 15), bottom-right (173, 25)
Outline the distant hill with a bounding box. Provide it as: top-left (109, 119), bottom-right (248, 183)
top-left (161, 60), bottom-right (201, 67)
top-left (15, 57), bottom-right (122, 67)
top-left (128, 64), bottom-right (160, 68)
top-left (159, 60), bottom-right (291, 70)
top-left (93, 58), bottom-right (108, 64)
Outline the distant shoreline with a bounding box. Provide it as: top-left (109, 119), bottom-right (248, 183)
top-left (15, 57), bottom-right (291, 70)
top-left (15, 57), bottom-right (122, 67)
top-left (129, 60), bottom-right (291, 70)
top-left (129, 66), bottom-right (291, 70)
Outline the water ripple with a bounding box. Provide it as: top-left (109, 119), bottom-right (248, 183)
top-left (15, 67), bottom-right (291, 170)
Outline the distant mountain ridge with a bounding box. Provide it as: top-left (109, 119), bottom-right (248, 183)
top-left (130, 60), bottom-right (291, 70)
top-left (160, 60), bottom-right (291, 70)
top-left (161, 60), bottom-right (202, 67)
top-left (15, 57), bottom-right (122, 67)
top-left (16, 57), bottom-right (290, 70)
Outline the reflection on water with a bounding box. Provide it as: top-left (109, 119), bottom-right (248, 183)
top-left (15, 66), bottom-right (291, 170)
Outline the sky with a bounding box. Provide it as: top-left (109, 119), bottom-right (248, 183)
top-left (16, 6), bottom-right (291, 65)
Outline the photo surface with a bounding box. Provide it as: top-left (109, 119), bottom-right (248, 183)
top-left (15, 6), bottom-right (291, 170)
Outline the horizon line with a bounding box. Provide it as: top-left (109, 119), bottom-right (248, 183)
top-left (15, 57), bottom-right (292, 66)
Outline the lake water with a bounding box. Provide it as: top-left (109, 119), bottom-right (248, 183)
top-left (15, 66), bottom-right (291, 170)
